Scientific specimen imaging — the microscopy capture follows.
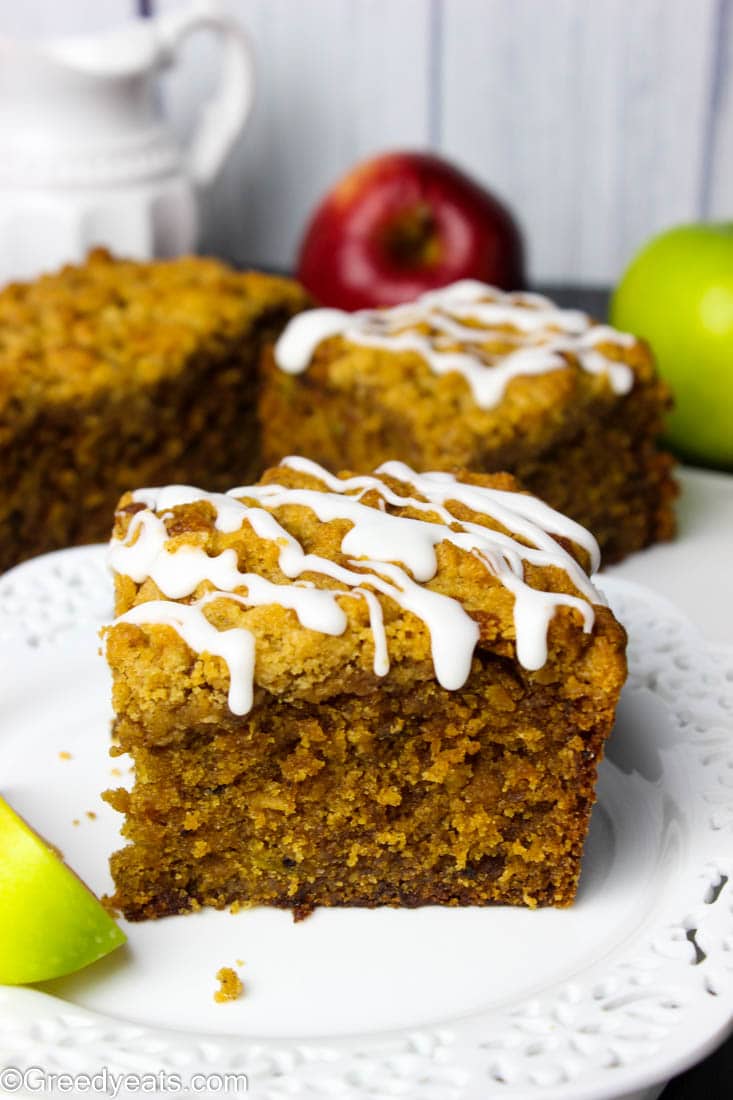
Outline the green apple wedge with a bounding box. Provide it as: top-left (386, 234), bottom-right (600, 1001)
top-left (611, 223), bottom-right (733, 468)
top-left (0, 794), bottom-right (125, 984)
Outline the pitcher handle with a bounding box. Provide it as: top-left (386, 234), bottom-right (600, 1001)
top-left (156, 0), bottom-right (255, 189)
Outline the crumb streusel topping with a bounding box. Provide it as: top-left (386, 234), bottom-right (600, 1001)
top-left (108, 457), bottom-right (604, 716)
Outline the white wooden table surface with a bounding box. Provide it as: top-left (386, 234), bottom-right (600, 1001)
top-left (609, 467), bottom-right (733, 648)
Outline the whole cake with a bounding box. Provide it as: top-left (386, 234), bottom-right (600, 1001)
top-left (104, 456), bottom-right (627, 921)
top-left (0, 249), bottom-right (308, 572)
top-left (260, 281), bottom-right (677, 563)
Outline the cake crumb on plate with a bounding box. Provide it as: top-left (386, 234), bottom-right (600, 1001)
top-left (58, 751), bottom-right (72, 761)
top-left (214, 967), bottom-right (243, 1003)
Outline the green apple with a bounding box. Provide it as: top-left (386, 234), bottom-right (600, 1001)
top-left (0, 795), bottom-right (125, 984)
top-left (611, 223), bottom-right (733, 467)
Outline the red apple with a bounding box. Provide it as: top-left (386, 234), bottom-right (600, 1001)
top-left (296, 151), bottom-right (525, 310)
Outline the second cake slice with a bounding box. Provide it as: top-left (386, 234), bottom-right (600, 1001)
top-left (261, 280), bottom-right (677, 563)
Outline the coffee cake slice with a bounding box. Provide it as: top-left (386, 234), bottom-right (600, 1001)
top-left (0, 249), bottom-right (308, 571)
top-left (104, 457), bottom-right (627, 920)
top-left (261, 280), bottom-right (676, 563)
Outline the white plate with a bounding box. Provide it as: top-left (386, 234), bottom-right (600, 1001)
top-left (0, 546), bottom-right (731, 1100)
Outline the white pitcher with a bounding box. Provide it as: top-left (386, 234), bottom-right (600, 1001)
top-left (0, 0), bottom-right (255, 284)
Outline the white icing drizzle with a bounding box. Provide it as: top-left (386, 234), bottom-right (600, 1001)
top-left (108, 459), bottom-right (604, 715)
top-left (281, 455), bottom-right (601, 583)
top-left (273, 280), bottom-right (636, 407)
top-left (130, 486), bottom-right (248, 533)
top-left (118, 599), bottom-right (257, 716)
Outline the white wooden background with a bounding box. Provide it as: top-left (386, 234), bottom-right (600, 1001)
top-left (3, 0), bottom-right (732, 284)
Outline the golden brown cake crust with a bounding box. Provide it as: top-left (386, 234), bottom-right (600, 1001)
top-left (259, 297), bottom-right (677, 564)
top-left (104, 461), bottom-right (627, 921)
top-left (0, 249), bottom-right (309, 572)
